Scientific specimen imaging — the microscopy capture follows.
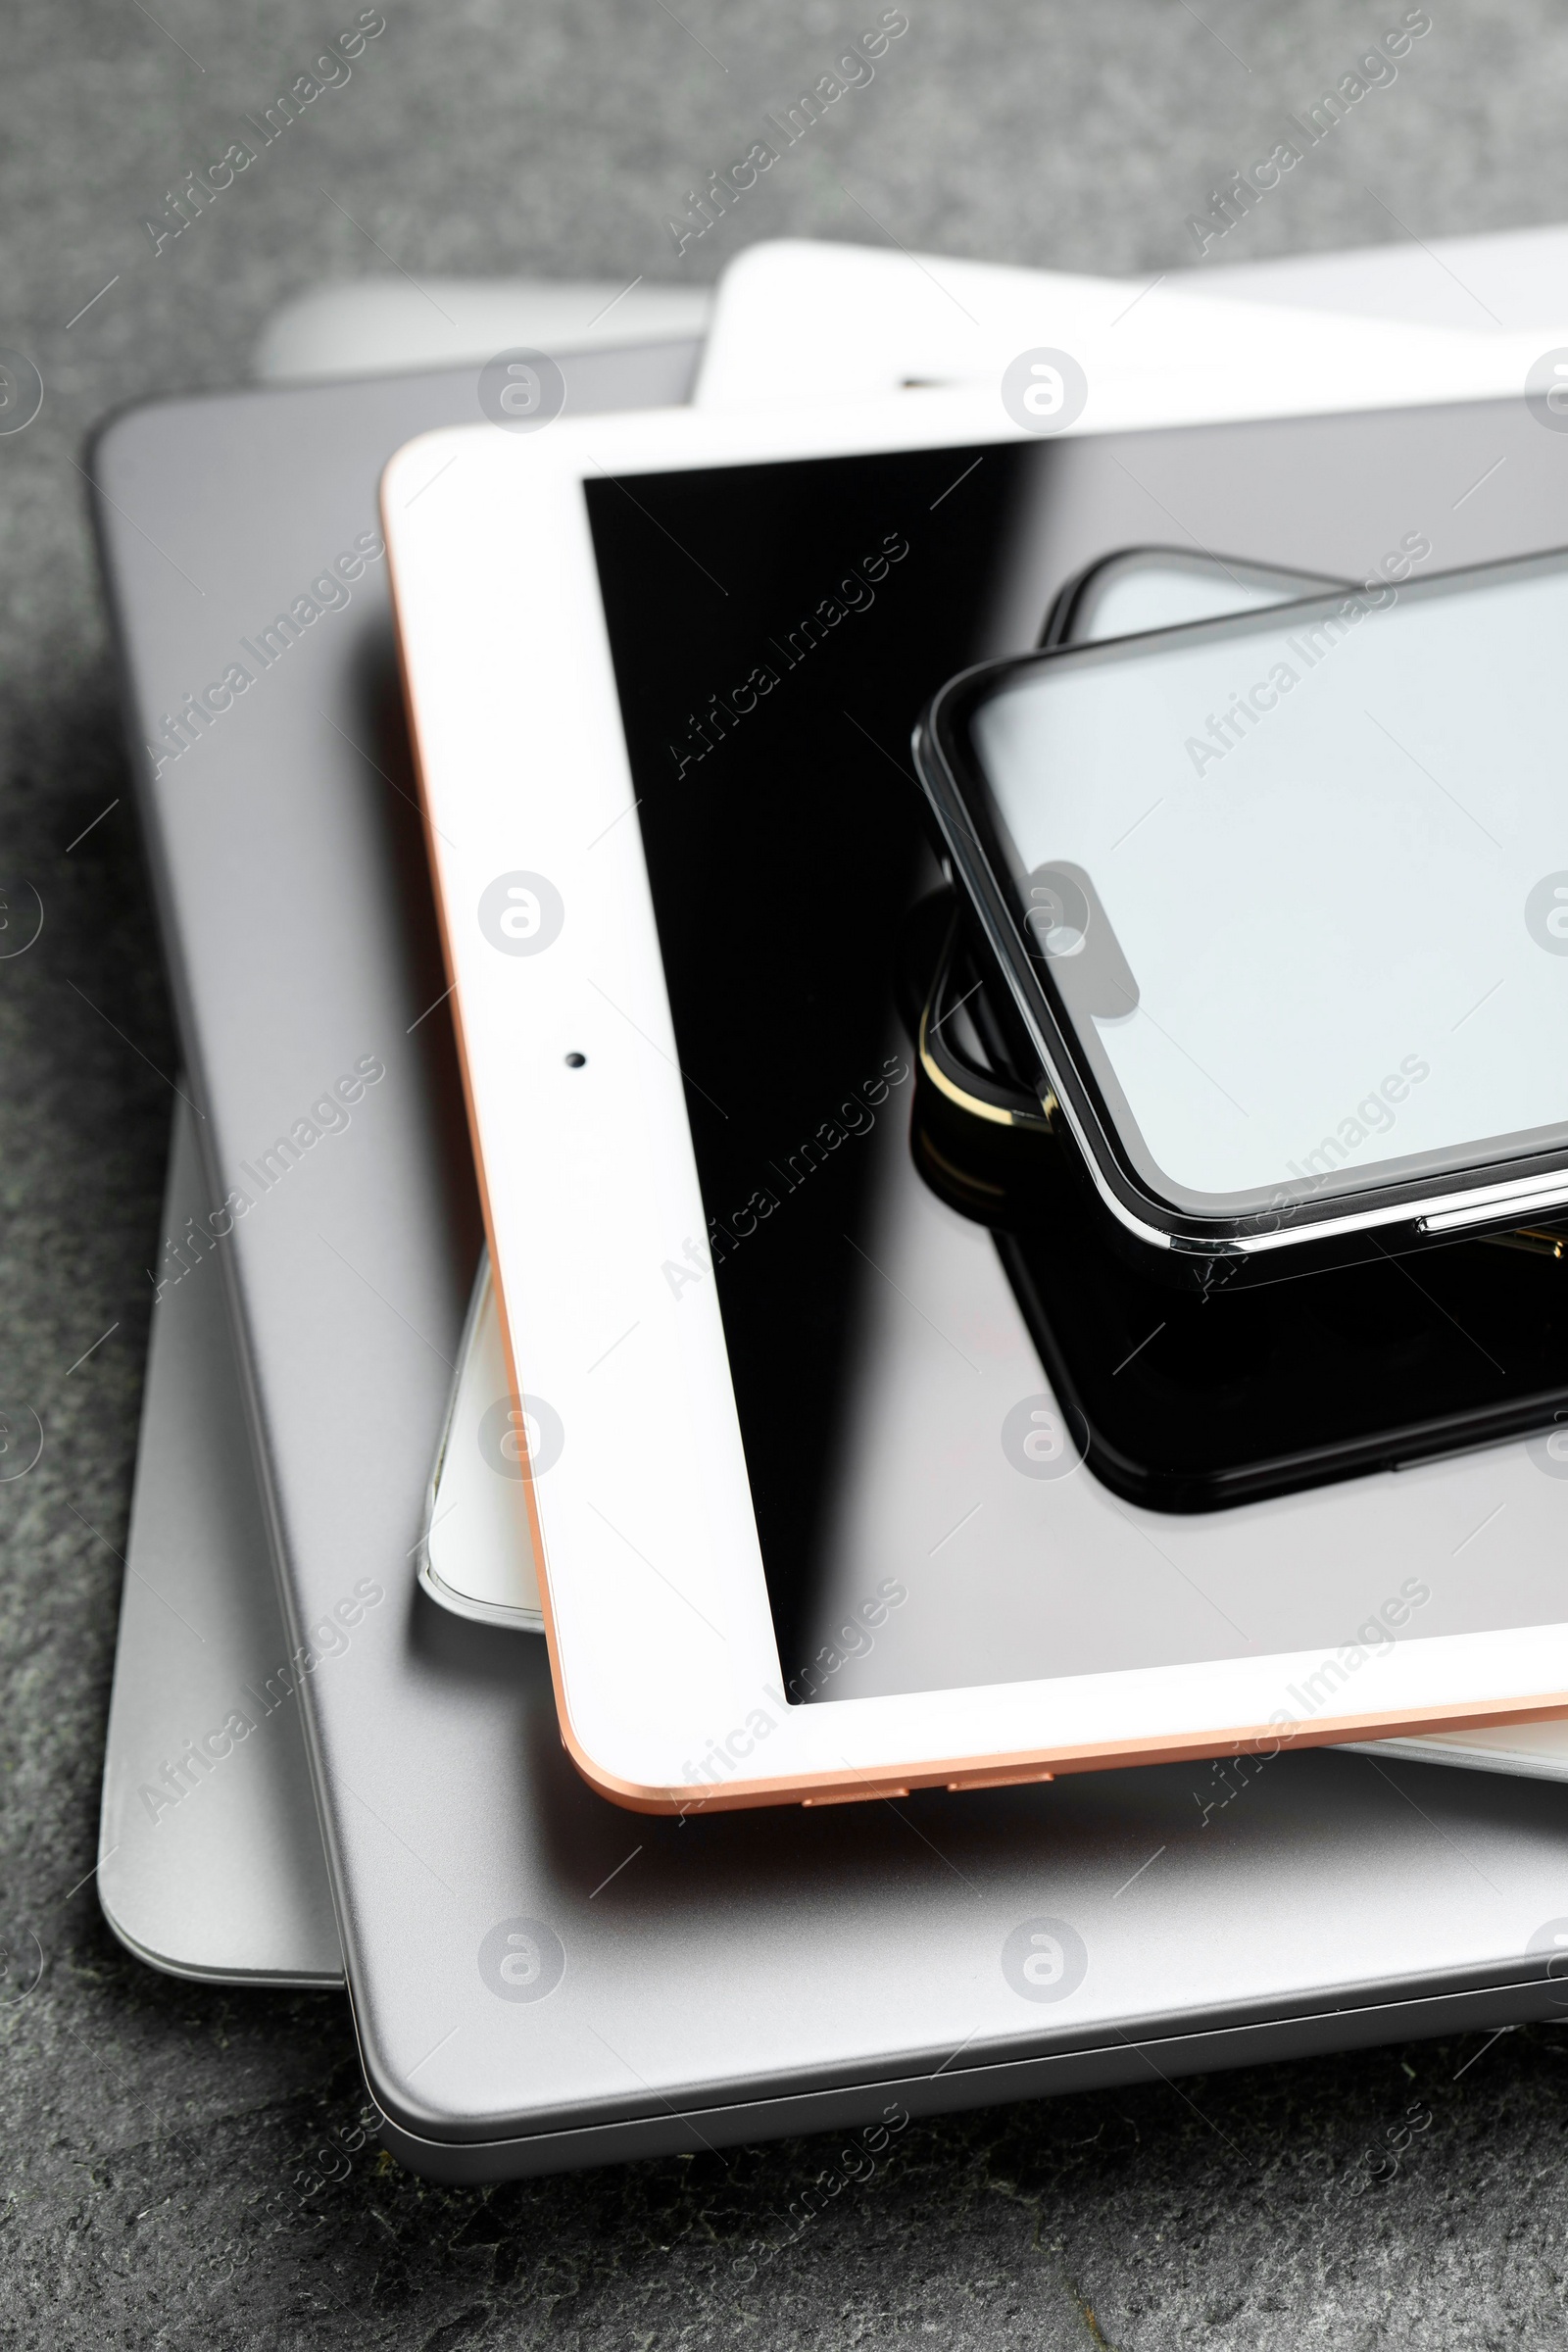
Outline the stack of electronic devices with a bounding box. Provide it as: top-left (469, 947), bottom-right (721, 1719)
top-left (92, 235), bottom-right (1568, 2183)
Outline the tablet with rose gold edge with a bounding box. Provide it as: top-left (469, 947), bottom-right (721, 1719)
top-left (382, 388), bottom-right (1568, 1814)
top-left (417, 543), bottom-right (1568, 1786)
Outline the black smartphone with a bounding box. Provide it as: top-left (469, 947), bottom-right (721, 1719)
top-left (901, 549), bottom-right (1568, 1512)
top-left (916, 543), bottom-right (1568, 1282)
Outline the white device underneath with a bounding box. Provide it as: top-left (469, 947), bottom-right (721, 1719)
top-left (420, 1254), bottom-right (543, 1630)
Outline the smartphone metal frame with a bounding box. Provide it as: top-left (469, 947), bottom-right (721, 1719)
top-left (916, 548), bottom-right (1568, 1269)
top-left (1038, 545), bottom-right (1339, 649)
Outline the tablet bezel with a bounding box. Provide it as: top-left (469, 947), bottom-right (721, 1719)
top-left (382, 389), bottom-right (1568, 1813)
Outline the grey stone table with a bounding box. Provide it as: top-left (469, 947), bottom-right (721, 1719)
top-left (7, 2), bottom-right (1568, 2342)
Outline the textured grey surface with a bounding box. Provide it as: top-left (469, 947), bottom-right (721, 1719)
top-left (8, 1), bottom-right (1568, 2343)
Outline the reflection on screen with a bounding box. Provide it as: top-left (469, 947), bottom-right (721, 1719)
top-left (585, 437), bottom-right (1568, 1703)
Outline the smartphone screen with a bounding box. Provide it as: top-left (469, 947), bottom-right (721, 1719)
top-left (956, 551), bottom-right (1568, 1226)
top-left (582, 426), bottom-right (1568, 1701)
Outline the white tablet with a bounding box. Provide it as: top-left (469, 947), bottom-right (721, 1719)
top-left (383, 388), bottom-right (1568, 1813)
top-left (694, 238), bottom-right (1566, 414)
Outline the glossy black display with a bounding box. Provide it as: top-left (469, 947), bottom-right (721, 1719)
top-left (585, 414), bottom-right (1568, 1678)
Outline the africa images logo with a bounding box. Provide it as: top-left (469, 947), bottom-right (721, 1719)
top-left (478, 871), bottom-right (564, 956)
top-left (1002, 1395), bottom-right (1085, 1480)
top-left (478, 1917), bottom-right (565, 2003)
top-left (1000, 348), bottom-right (1089, 436)
top-left (477, 348), bottom-right (566, 433)
top-left (478, 1394), bottom-right (564, 1481)
top-left (1001, 1917), bottom-right (1089, 2003)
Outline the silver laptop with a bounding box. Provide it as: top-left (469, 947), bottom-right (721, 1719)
top-left (92, 347), bottom-right (1568, 2182)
